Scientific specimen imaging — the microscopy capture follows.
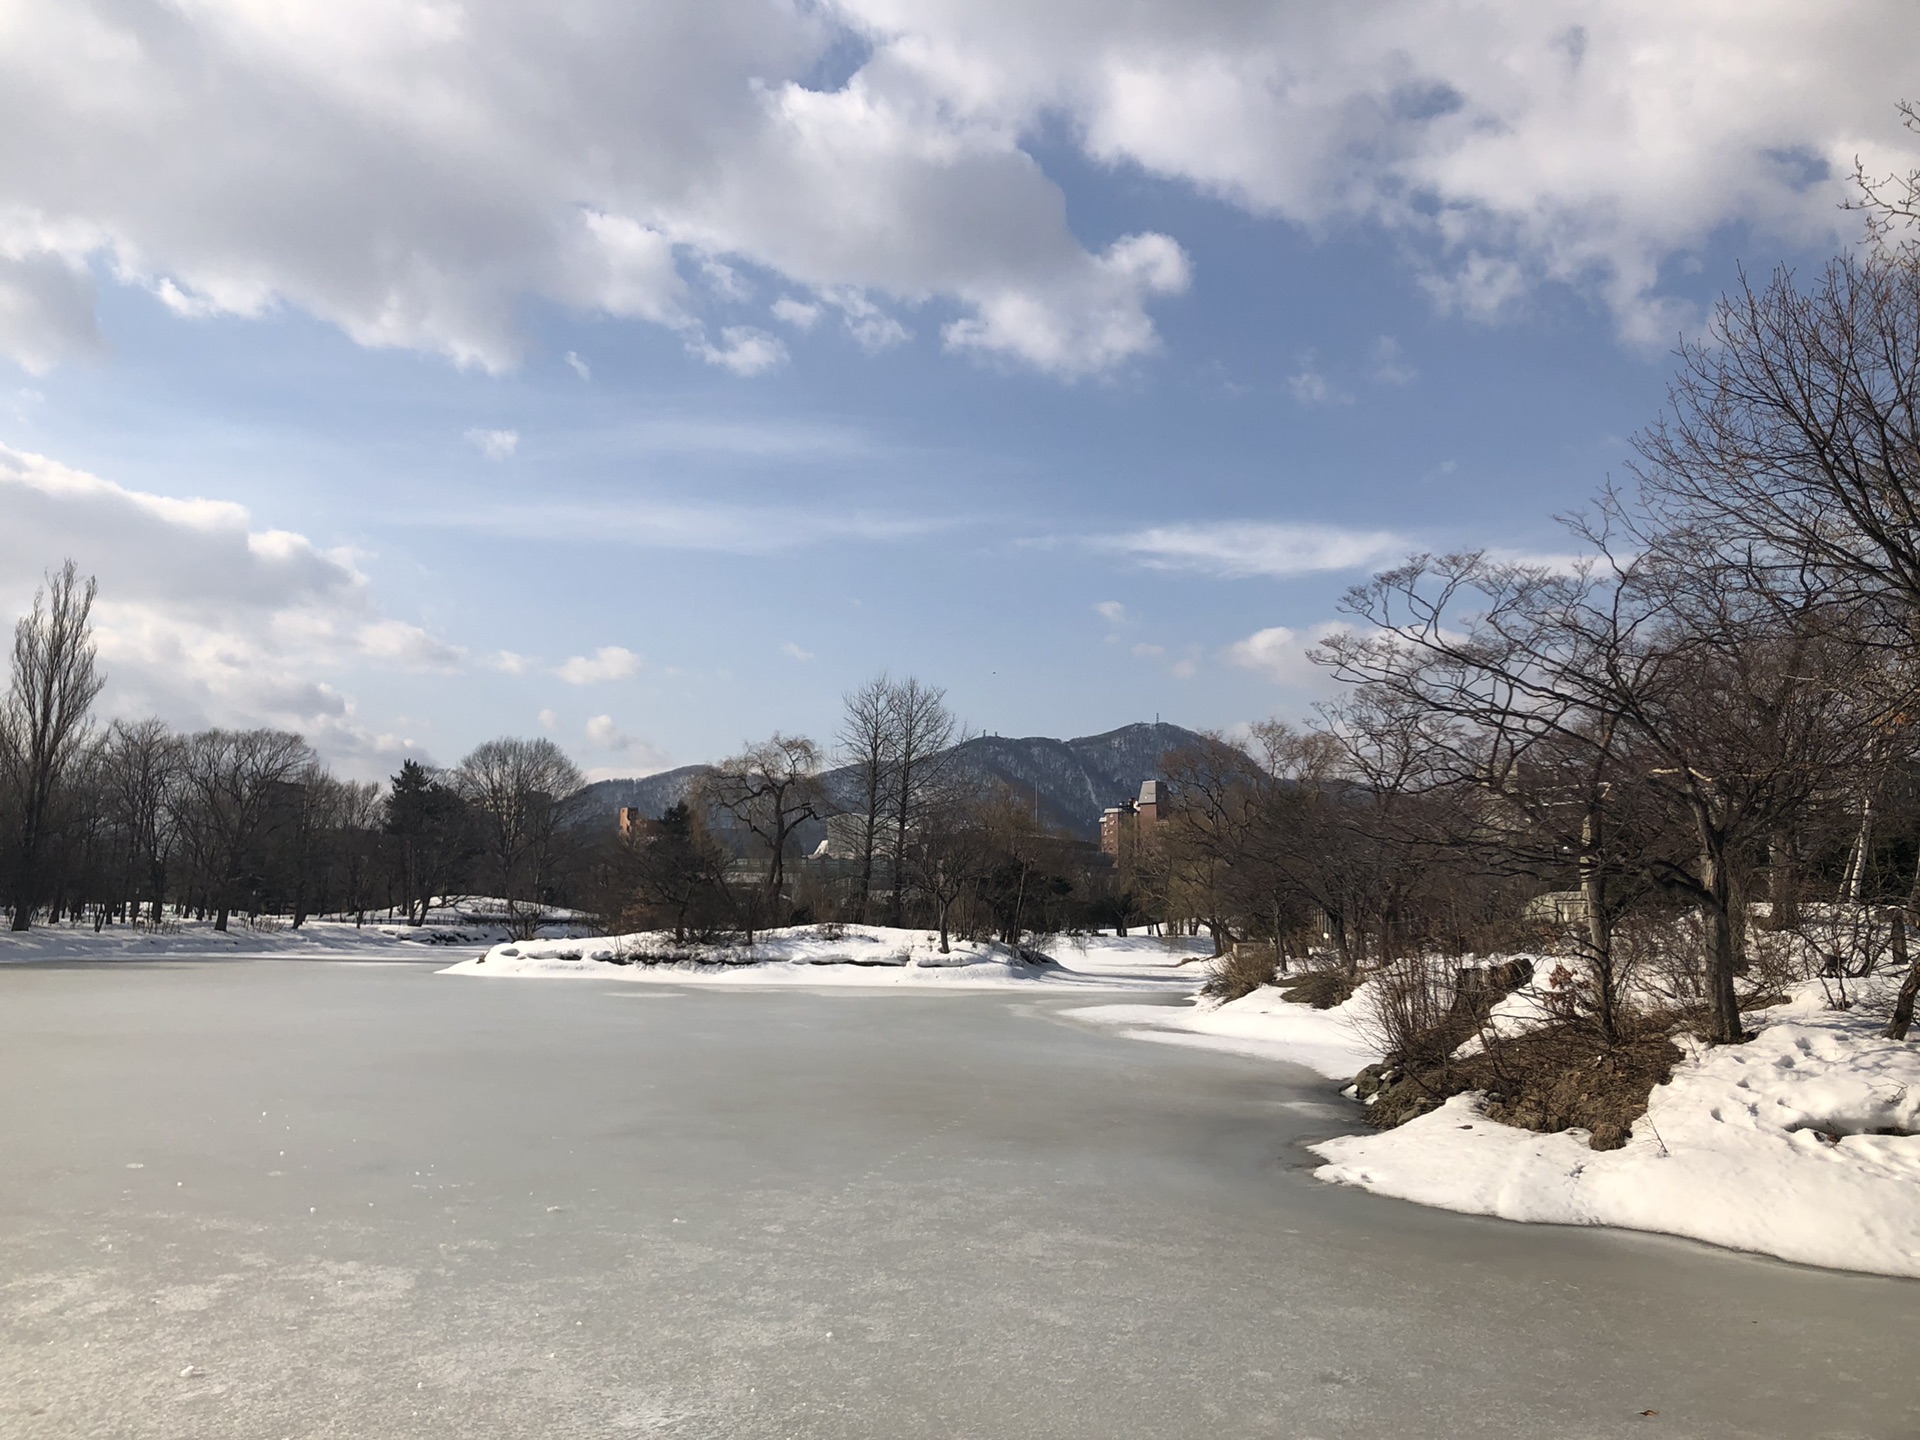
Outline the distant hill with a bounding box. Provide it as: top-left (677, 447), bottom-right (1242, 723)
top-left (575, 764), bottom-right (709, 828)
top-left (573, 720), bottom-right (1210, 840)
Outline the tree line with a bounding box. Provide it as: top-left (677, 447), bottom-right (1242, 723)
top-left (0, 572), bottom-right (597, 937)
top-left (617, 675), bottom-right (1144, 951)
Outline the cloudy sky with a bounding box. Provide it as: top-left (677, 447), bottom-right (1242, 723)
top-left (3, 0), bottom-right (1916, 779)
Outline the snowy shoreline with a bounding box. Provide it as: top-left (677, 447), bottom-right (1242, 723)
top-left (437, 925), bottom-right (1209, 991)
top-left (1071, 968), bottom-right (1920, 1280)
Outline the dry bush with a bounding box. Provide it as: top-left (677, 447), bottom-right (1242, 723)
top-left (1475, 1016), bottom-right (1684, 1149)
top-left (1367, 1014), bottom-right (1684, 1150)
top-left (1273, 965), bottom-right (1359, 1010)
top-left (1201, 944), bottom-right (1277, 1001)
top-left (1359, 956), bottom-right (1469, 1067)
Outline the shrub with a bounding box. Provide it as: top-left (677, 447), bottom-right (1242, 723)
top-left (1201, 944), bottom-right (1278, 1001)
top-left (1274, 966), bottom-right (1359, 1009)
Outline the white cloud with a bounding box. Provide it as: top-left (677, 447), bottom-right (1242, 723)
top-left (1371, 335), bottom-right (1415, 385)
top-left (466, 427), bottom-right (519, 460)
top-left (487, 649), bottom-right (534, 674)
top-left (823, 289), bottom-right (911, 352)
top-left (4, 4), bottom-right (1912, 382)
top-left (699, 257), bottom-right (751, 301)
top-left (781, 641), bottom-right (816, 661)
top-left (771, 296), bottom-right (822, 329)
top-left (1099, 521), bottom-right (1404, 579)
top-left (1224, 621), bottom-right (1353, 687)
top-left (557, 645), bottom-right (641, 684)
top-left (830, 2), bottom-right (1913, 347)
top-left (537, 707), bottom-right (559, 731)
top-left (689, 325), bottom-right (788, 375)
top-left (0, 3), bottom-right (1192, 379)
top-left (585, 713), bottom-right (670, 770)
top-left (1093, 599), bottom-right (1127, 623)
top-left (0, 443), bottom-right (458, 763)
top-left (1287, 359), bottom-right (1351, 407)
top-left (564, 350), bottom-right (591, 380)
top-left (444, 495), bottom-right (949, 554)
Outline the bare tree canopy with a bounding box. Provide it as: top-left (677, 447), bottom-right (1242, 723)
top-left (2, 560), bottom-right (105, 931)
top-left (699, 733), bottom-right (823, 933)
top-left (453, 736), bottom-right (586, 936)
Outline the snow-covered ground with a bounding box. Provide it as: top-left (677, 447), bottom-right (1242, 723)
top-left (1070, 960), bottom-right (1920, 1279)
top-left (1065, 980), bottom-right (1380, 1079)
top-left (1313, 979), bottom-right (1920, 1279)
top-left (438, 926), bottom-right (1207, 991)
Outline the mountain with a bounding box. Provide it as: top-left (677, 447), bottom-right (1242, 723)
top-left (572, 721), bottom-right (1209, 840)
top-left (933, 722), bottom-right (1209, 837)
top-left (573, 764), bottom-right (708, 827)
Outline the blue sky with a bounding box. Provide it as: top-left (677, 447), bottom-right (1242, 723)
top-left (2, 2), bottom-right (1914, 779)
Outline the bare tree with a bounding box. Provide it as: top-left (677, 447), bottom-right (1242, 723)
top-left (885, 678), bottom-right (959, 926)
top-left (1319, 553), bottom-right (1673, 1039)
top-left (700, 734), bottom-right (822, 936)
top-left (329, 779), bottom-right (386, 926)
top-left (906, 798), bottom-right (990, 953)
top-left (176, 729), bottom-right (317, 932)
top-left (97, 717), bottom-right (185, 926)
top-left (453, 737), bottom-right (585, 937)
top-left (2, 561), bottom-right (105, 930)
top-left (836, 674), bottom-right (898, 922)
top-left (1630, 247), bottom-right (1920, 626)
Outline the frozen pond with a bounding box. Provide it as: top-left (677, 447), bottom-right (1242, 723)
top-left (1, 950), bottom-right (1914, 1438)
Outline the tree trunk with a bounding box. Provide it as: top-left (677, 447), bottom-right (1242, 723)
top-left (1328, 909), bottom-right (1354, 977)
top-left (1697, 825), bottom-right (1744, 1045)
top-left (1844, 791), bottom-right (1876, 904)
top-left (1579, 807), bottom-right (1618, 1045)
top-left (1885, 915), bottom-right (1920, 1040)
top-left (1768, 831), bottom-right (1801, 930)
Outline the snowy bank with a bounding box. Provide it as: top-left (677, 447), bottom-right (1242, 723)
top-left (1313, 983), bottom-right (1920, 1278)
top-left (1067, 980), bottom-right (1382, 1079)
top-left (439, 925), bottom-right (1181, 991)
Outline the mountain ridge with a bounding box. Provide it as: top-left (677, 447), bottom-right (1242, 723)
top-left (574, 721), bottom-right (1209, 840)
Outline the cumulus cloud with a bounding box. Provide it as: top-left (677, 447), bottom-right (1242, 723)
top-left (564, 350), bottom-right (590, 380)
top-left (0, 2), bottom-right (1191, 379)
top-left (771, 296), bottom-right (822, 329)
top-left (0, 443), bottom-right (460, 758)
top-left (1093, 600), bottom-right (1127, 623)
top-left (3, 3), bottom-right (1911, 381)
top-left (1287, 359), bottom-right (1351, 407)
top-left (1371, 335), bottom-right (1415, 385)
top-left (781, 641), bottom-right (816, 661)
top-left (557, 645), bottom-right (641, 684)
top-left (466, 427), bottom-right (518, 460)
top-left (1224, 621), bottom-right (1353, 688)
top-left (1099, 521), bottom-right (1404, 579)
top-left (584, 713), bottom-right (670, 772)
top-left (689, 325), bottom-right (788, 375)
top-left (839, 2), bottom-right (1914, 346)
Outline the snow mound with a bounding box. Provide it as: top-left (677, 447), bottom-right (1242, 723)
top-left (1067, 979), bottom-right (1381, 1079)
top-left (440, 924), bottom-right (1067, 988)
top-left (1312, 985), bottom-right (1920, 1278)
